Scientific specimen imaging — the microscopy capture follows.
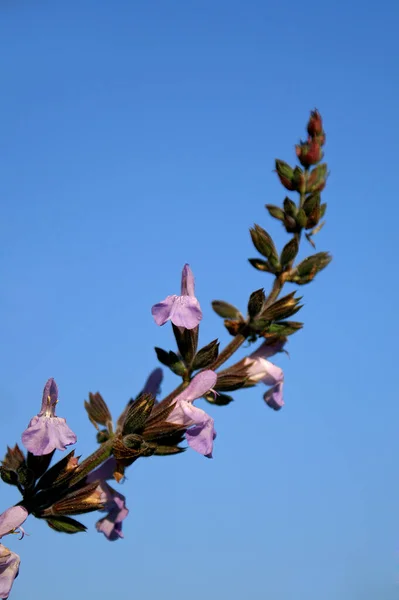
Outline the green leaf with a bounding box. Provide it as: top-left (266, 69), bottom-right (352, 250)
top-left (249, 225), bottom-right (279, 265)
top-left (268, 321), bottom-right (303, 336)
top-left (290, 252), bottom-right (332, 284)
top-left (154, 348), bottom-right (186, 376)
top-left (154, 347), bottom-right (172, 366)
top-left (265, 204), bottom-right (285, 221)
top-left (45, 516), bottom-right (87, 534)
top-left (248, 258), bottom-right (276, 273)
top-left (211, 300), bottom-right (242, 320)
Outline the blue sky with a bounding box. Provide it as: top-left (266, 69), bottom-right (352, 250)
top-left (1, 1), bottom-right (398, 598)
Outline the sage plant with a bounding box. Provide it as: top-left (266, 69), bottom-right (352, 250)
top-left (0, 110), bottom-right (330, 598)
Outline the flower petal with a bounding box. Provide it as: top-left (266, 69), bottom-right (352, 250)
top-left (169, 296), bottom-right (202, 329)
top-left (87, 457), bottom-right (118, 483)
top-left (0, 507), bottom-right (28, 539)
top-left (94, 481), bottom-right (129, 541)
top-left (181, 403), bottom-right (215, 457)
top-left (142, 368), bottom-right (163, 398)
top-left (39, 378), bottom-right (58, 416)
top-left (250, 339), bottom-right (287, 360)
top-left (264, 381), bottom-right (284, 410)
top-left (180, 264), bottom-right (195, 296)
top-left (151, 295), bottom-right (178, 326)
top-left (96, 517), bottom-right (123, 541)
top-left (167, 401), bottom-right (215, 457)
top-left (0, 545), bottom-right (20, 599)
top-left (174, 370), bottom-right (217, 404)
top-left (243, 357), bottom-right (283, 386)
top-left (21, 415), bottom-right (77, 456)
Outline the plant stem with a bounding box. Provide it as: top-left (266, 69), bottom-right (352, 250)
top-left (264, 275), bottom-right (285, 309)
top-left (207, 331), bottom-right (248, 371)
top-left (156, 380), bottom-right (188, 408)
top-left (69, 438), bottom-right (114, 486)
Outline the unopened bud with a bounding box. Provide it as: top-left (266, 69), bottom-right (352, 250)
top-left (306, 164), bottom-right (327, 193)
top-left (295, 140), bottom-right (323, 168)
top-left (275, 160), bottom-right (296, 191)
top-left (307, 110), bottom-right (323, 137)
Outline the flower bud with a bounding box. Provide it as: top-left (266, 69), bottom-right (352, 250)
top-left (275, 159), bottom-right (296, 191)
top-left (307, 110), bottom-right (323, 137)
top-left (306, 163), bottom-right (327, 193)
top-left (292, 166), bottom-right (306, 193)
top-left (295, 140), bottom-right (323, 168)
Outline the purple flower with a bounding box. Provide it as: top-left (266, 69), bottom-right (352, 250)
top-left (142, 368), bottom-right (163, 398)
top-left (87, 457), bottom-right (117, 482)
top-left (87, 466), bottom-right (129, 541)
top-left (167, 370), bottom-right (217, 457)
top-left (249, 338), bottom-right (287, 360)
top-left (95, 483), bottom-right (129, 541)
top-left (0, 506), bottom-right (28, 599)
top-left (151, 264), bottom-right (202, 330)
top-left (0, 545), bottom-right (20, 599)
top-left (21, 378), bottom-right (77, 456)
top-left (0, 507), bottom-right (28, 540)
top-left (263, 381), bottom-right (284, 411)
top-left (244, 340), bottom-right (285, 411)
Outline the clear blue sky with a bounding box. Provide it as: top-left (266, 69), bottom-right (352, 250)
top-left (1, 1), bottom-right (398, 599)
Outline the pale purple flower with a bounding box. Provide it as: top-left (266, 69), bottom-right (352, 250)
top-left (151, 264), bottom-right (202, 330)
top-left (95, 483), bottom-right (128, 541)
top-left (87, 457), bottom-right (117, 482)
top-left (244, 340), bottom-right (285, 411)
top-left (21, 378), bottom-right (77, 456)
top-left (142, 368), bottom-right (163, 398)
top-left (0, 506), bottom-right (28, 599)
top-left (87, 465), bottom-right (129, 541)
top-left (0, 507), bottom-right (28, 540)
top-left (263, 381), bottom-right (284, 410)
top-left (0, 545), bottom-right (20, 599)
top-left (167, 370), bottom-right (217, 457)
top-left (249, 338), bottom-right (287, 360)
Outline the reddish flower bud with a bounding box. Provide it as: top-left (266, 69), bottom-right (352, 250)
top-left (295, 140), bottom-right (323, 168)
top-left (307, 110), bottom-right (323, 137)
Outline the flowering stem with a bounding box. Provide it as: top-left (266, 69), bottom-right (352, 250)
top-left (207, 331), bottom-right (248, 371)
top-left (157, 181), bottom-right (310, 405)
top-left (264, 274), bottom-right (285, 308)
top-left (157, 380), bottom-right (188, 407)
top-left (69, 438), bottom-right (114, 486)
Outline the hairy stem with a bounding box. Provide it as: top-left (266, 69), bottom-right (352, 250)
top-left (157, 380), bottom-right (188, 408)
top-left (206, 331), bottom-right (248, 371)
top-left (69, 438), bottom-right (114, 486)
